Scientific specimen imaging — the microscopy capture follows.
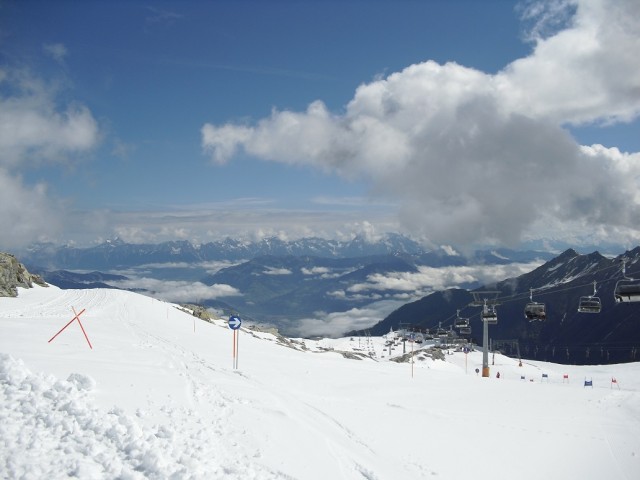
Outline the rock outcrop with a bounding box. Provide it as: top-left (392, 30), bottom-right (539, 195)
top-left (0, 253), bottom-right (48, 297)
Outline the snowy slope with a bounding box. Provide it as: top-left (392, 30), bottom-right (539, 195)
top-left (1, 286), bottom-right (639, 479)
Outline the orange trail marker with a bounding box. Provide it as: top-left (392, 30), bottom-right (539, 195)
top-left (48, 307), bottom-right (92, 349)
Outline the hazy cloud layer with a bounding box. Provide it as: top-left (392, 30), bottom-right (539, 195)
top-left (291, 304), bottom-right (400, 338)
top-left (202, 0), bottom-right (640, 248)
top-left (290, 261), bottom-right (545, 337)
top-left (345, 262), bottom-right (544, 298)
top-left (111, 278), bottom-right (241, 304)
top-left (54, 207), bottom-right (400, 248)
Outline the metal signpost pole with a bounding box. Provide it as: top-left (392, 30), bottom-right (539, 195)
top-left (463, 346), bottom-right (469, 374)
top-left (471, 292), bottom-right (499, 378)
top-left (411, 332), bottom-right (414, 378)
top-left (236, 328), bottom-right (239, 369)
top-left (228, 315), bottom-right (242, 369)
top-left (482, 315), bottom-right (490, 377)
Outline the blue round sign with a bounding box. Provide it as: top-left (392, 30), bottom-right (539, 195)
top-left (228, 315), bottom-right (242, 330)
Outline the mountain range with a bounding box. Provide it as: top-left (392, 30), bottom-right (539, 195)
top-left (23, 234), bottom-right (429, 270)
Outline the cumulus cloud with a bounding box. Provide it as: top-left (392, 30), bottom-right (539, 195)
top-left (201, 0), bottom-right (640, 249)
top-left (499, 0), bottom-right (640, 124)
top-left (517, 0), bottom-right (577, 43)
top-left (0, 68), bottom-right (99, 167)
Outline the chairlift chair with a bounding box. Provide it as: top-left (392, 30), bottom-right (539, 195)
top-left (454, 310), bottom-right (470, 329)
top-left (614, 280), bottom-right (640, 303)
top-left (614, 259), bottom-right (640, 303)
top-left (482, 305), bottom-right (498, 324)
top-left (524, 288), bottom-right (547, 321)
top-left (455, 318), bottom-right (470, 328)
top-left (578, 281), bottom-right (601, 313)
top-left (578, 297), bottom-right (602, 312)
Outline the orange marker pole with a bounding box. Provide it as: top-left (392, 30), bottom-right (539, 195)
top-left (73, 307), bottom-right (93, 349)
top-left (48, 308), bottom-right (87, 345)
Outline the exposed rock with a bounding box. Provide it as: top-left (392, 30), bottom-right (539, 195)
top-left (389, 346), bottom-right (446, 363)
top-left (180, 304), bottom-right (216, 322)
top-left (247, 324), bottom-right (280, 336)
top-left (0, 252), bottom-right (48, 297)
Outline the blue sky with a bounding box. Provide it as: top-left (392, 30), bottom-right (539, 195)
top-left (1, 0), bottom-right (639, 251)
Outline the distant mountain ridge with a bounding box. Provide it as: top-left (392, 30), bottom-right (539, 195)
top-left (25, 234), bottom-right (426, 270)
top-left (23, 234), bottom-right (552, 270)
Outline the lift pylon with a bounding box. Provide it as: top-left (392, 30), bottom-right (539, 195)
top-left (470, 291), bottom-right (500, 378)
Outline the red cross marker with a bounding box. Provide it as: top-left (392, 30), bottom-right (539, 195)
top-left (48, 307), bottom-right (92, 349)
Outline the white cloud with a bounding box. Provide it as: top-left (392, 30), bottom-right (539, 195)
top-left (343, 262), bottom-right (545, 298)
top-left (262, 267), bottom-right (292, 276)
top-left (290, 305), bottom-right (392, 338)
top-left (0, 169), bottom-right (62, 249)
top-left (43, 43), bottom-right (68, 63)
top-left (301, 266), bottom-right (331, 275)
top-left (201, 0), bottom-right (640, 249)
top-left (499, 0), bottom-right (640, 124)
top-left (54, 206), bottom-right (401, 247)
top-left (0, 69), bottom-right (99, 167)
top-left (201, 124), bottom-right (253, 165)
top-left (0, 67), bottom-right (100, 250)
top-left (111, 277), bottom-right (242, 303)
top-left (517, 0), bottom-right (578, 44)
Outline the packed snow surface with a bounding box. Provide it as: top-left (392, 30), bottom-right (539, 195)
top-left (1, 285), bottom-right (639, 479)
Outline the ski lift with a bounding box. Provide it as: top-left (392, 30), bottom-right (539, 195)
top-left (459, 326), bottom-right (472, 335)
top-left (614, 259), bottom-right (640, 303)
top-left (524, 288), bottom-right (546, 321)
top-left (578, 281), bottom-right (601, 313)
top-left (454, 317), bottom-right (469, 328)
top-left (454, 309), bottom-right (469, 329)
top-left (482, 304), bottom-right (498, 324)
top-left (436, 327), bottom-right (448, 338)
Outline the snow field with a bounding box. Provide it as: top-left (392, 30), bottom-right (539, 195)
top-left (1, 285), bottom-right (639, 479)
